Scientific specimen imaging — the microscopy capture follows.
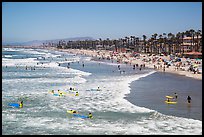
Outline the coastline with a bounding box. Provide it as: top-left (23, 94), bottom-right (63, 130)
top-left (44, 46), bottom-right (202, 121)
top-left (44, 47), bottom-right (202, 80)
top-left (2, 46), bottom-right (202, 135)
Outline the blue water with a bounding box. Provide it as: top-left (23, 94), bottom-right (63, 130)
top-left (2, 47), bottom-right (202, 135)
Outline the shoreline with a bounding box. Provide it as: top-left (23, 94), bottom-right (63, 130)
top-left (45, 46), bottom-right (202, 121)
top-left (126, 71), bottom-right (202, 121)
top-left (44, 47), bottom-right (202, 80)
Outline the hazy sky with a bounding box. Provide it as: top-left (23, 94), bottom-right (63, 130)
top-left (2, 2), bottom-right (202, 43)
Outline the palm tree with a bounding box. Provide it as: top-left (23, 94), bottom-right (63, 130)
top-left (175, 32), bottom-right (181, 55)
top-left (142, 35), bottom-right (147, 53)
top-left (135, 37), bottom-right (140, 52)
top-left (195, 30), bottom-right (201, 52)
top-left (167, 33), bottom-right (174, 55)
top-left (189, 29), bottom-right (195, 52)
top-left (158, 34), bottom-right (163, 54)
top-left (162, 33), bottom-right (167, 55)
top-left (151, 33), bottom-right (157, 54)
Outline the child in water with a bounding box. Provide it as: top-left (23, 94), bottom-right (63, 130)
top-left (88, 112), bottom-right (93, 119)
top-left (19, 101), bottom-right (23, 108)
top-left (75, 92), bottom-right (79, 96)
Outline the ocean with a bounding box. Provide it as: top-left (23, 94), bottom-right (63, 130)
top-left (2, 47), bottom-right (202, 135)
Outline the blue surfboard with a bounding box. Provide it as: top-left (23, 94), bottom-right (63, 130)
top-left (8, 103), bottom-right (20, 108)
top-left (73, 114), bottom-right (89, 119)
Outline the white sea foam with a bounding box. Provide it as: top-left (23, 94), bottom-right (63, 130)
top-left (4, 55), bottom-right (13, 58)
top-left (2, 58), bottom-right (39, 67)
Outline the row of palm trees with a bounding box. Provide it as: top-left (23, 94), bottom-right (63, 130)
top-left (43, 29), bottom-right (202, 56)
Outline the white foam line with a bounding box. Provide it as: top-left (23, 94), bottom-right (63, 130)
top-left (2, 57), bottom-right (39, 67)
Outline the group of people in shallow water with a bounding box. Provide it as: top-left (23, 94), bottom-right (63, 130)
top-left (68, 110), bottom-right (93, 119)
top-left (14, 89), bottom-right (92, 118)
top-left (166, 92), bottom-right (192, 104)
top-left (50, 89), bottom-right (79, 96)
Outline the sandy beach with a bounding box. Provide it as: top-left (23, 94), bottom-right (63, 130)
top-left (46, 47), bottom-right (202, 80)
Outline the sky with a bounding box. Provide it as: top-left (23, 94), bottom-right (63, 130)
top-left (2, 2), bottom-right (202, 43)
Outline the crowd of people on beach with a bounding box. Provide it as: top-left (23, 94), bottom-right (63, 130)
top-left (54, 47), bottom-right (201, 80)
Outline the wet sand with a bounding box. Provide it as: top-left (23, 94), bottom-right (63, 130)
top-left (125, 71), bottom-right (202, 121)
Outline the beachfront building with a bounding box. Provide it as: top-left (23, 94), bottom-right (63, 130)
top-left (180, 36), bottom-right (202, 53)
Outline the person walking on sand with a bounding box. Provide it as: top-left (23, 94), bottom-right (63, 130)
top-left (187, 96), bottom-right (191, 104)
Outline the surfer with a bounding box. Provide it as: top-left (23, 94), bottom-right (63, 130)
top-left (72, 110), bottom-right (77, 113)
top-left (75, 92), bottom-right (79, 96)
top-left (51, 90), bottom-right (54, 94)
top-left (167, 98), bottom-right (170, 102)
top-left (69, 110), bottom-right (77, 114)
top-left (187, 96), bottom-right (191, 103)
top-left (97, 87), bottom-right (100, 91)
top-left (59, 92), bottom-right (63, 97)
top-left (174, 93), bottom-right (178, 99)
top-left (88, 112), bottom-right (93, 119)
top-left (19, 101), bottom-right (23, 108)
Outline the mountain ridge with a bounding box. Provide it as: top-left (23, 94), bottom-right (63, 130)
top-left (3, 36), bottom-right (95, 46)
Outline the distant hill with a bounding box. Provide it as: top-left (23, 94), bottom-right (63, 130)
top-left (3, 37), bottom-right (95, 46)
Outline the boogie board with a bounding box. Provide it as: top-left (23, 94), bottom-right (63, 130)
top-left (72, 113), bottom-right (89, 119)
top-left (65, 93), bottom-right (75, 96)
top-left (58, 91), bottom-right (67, 95)
top-left (67, 110), bottom-right (78, 114)
top-left (53, 93), bottom-right (64, 96)
top-left (165, 100), bottom-right (177, 104)
top-left (53, 93), bottom-right (59, 96)
top-left (8, 103), bottom-right (20, 108)
top-left (165, 96), bottom-right (174, 99)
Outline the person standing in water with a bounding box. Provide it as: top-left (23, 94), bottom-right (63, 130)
top-left (97, 86), bottom-right (100, 91)
top-left (174, 93), bottom-right (178, 100)
top-left (187, 96), bottom-right (191, 103)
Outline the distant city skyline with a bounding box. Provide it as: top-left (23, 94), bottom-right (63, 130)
top-left (2, 2), bottom-right (202, 43)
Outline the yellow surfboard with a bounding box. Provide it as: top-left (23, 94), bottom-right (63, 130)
top-left (165, 96), bottom-right (174, 99)
top-left (67, 110), bottom-right (78, 114)
top-left (165, 100), bottom-right (177, 104)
